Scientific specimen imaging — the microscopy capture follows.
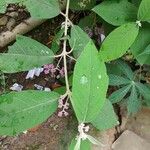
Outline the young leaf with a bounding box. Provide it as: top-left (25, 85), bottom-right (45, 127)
top-left (138, 0), bottom-right (150, 21)
top-left (69, 25), bottom-right (91, 58)
top-left (109, 84), bottom-right (131, 103)
top-left (131, 23), bottom-right (150, 57)
top-left (0, 35), bottom-right (54, 73)
top-left (92, 0), bottom-right (138, 26)
top-left (99, 23), bottom-right (139, 62)
top-left (136, 44), bottom-right (150, 64)
top-left (24, 0), bottom-right (60, 19)
top-left (51, 28), bottom-right (64, 54)
top-left (69, 138), bottom-right (91, 150)
top-left (109, 74), bottom-right (131, 86)
top-left (72, 41), bottom-right (108, 123)
top-left (92, 99), bottom-right (118, 130)
top-left (0, 91), bottom-right (59, 135)
top-left (127, 86), bottom-right (141, 115)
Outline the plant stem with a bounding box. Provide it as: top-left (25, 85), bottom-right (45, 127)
top-left (62, 0), bottom-right (71, 95)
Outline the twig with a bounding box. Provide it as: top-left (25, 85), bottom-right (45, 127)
top-left (62, 0), bottom-right (71, 95)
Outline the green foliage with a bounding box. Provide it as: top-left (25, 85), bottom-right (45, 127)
top-left (99, 23), bottom-right (139, 62)
top-left (127, 86), bottom-right (141, 115)
top-left (24, 0), bottom-right (60, 19)
top-left (136, 44), bottom-right (150, 64)
top-left (0, 0), bottom-right (150, 149)
top-left (131, 23), bottom-right (150, 57)
top-left (91, 99), bottom-right (118, 130)
top-left (92, 0), bottom-right (138, 26)
top-left (0, 35), bottom-right (54, 73)
top-left (0, 91), bottom-right (59, 135)
top-left (69, 25), bottom-right (91, 58)
top-left (108, 60), bottom-right (149, 114)
top-left (138, 0), bottom-right (150, 21)
top-left (71, 41), bottom-right (108, 123)
top-left (70, 0), bottom-right (96, 10)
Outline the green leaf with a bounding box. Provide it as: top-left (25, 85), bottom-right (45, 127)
top-left (24, 0), bottom-right (60, 19)
top-left (136, 44), bottom-right (150, 64)
top-left (109, 74), bottom-right (131, 86)
top-left (116, 60), bottom-right (134, 80)
top-left (70, 0), bottom-right (96, 10)
top-left (127, 86), bottom-right (141, 115)
top-left (99, 23), bottom-right (139, 62)
top-left (51, 29), bottom-right (64, 54)
top-left (0, 35), bottom-right (54, 73)
top-left (138, 0), bottom-right (150, 21)
top-left (72, 41), bottom-right (108, 123)
top-left (131, 23), bottom-right (150, 57)
top-left (78, 13), bottom-right (95, 30)
top-left (92, 99), bottom-right (118, 130)
top-left (109, 84), bottom-right (131, 103)
top-left (92, 0), bottom-right (138, 26)
top-left (135, 82), bottom-right (150, 100)
top-left (0, 90), bottom-right (59, 135)
top-left (69, 25), bottom-right (91, 58)
top-left (69, 138), bottom-right (91, 150)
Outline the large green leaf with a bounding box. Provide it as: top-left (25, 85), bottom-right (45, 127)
top-left (0, 90), bottom-right (59, 135)
top-left (92, 0), bottom-right (138, 26)
top-left (72, 41), bottom-right (108, 123)
top-left (136, 44), bottom-right (150, 64)
top-left (92, 99), bottom-right (118, 130)
top-left (69, 25), bottom-right (91, 58)
top-left (131, 23), bottom-right (150, 57)
top-left (138, 0), bottom-right (150, 21)
top-left (24, 0), bottom-right (60, 19)
top-left (69, 138), bottom-right (91, 150)
top-left (0, 35), bottom-right (54, 73)
top-left (109, 84), bottom-right (131, 103)
top-left (99, 23), bottom-right (139, 62)
top-left (127, 86), bottom-right (141, 115)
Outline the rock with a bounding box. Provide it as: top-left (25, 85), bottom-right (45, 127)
top-left (92, 128), bottom-right (116, 150)
top-left (6, 18), bottom-right (16, 30)
top-left (8, 12), bottom-right (18, 18)
top-left (0, 16), bottom-right (8, 26)
top-left (125, 107), bottom-right (150, 141)
top-left (112, 130), bottom-right (150, 150)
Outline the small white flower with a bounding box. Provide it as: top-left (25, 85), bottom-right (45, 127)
top-left (34, 84), bottom-right (43, 90)
top-left (75, 123), bottom-right (104, 150)
top-left (100, 34), bottom-right (105, 42)
top-left (23, 130), bottom-right (28, 134)
top-left (44, 87), bottom-right (51, 92)
top-left (26, 68), bottom-right (43, 79)
top-left (10, 83), bottom-right (23, 92)
top-left (136, 20), bottom-right (142, 27)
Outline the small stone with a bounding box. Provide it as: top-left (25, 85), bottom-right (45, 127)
top-left (0, 16), bottom-right (8, 26)
top-left (112, 130), bottom-right (150, 150)
top-left (8, 12), bottom-right (18, 18)
top-left (6, 18), bottom-right (16, 31)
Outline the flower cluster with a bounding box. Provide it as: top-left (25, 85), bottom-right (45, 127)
top-left (43, 64), bottom-right (65, 78)
top-left (58, 95), bottom-right (69, 117)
